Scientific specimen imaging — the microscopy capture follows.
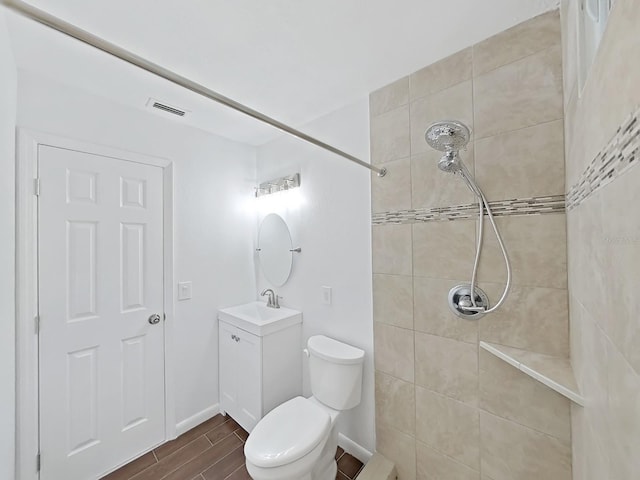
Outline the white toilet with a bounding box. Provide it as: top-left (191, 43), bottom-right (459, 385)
top-left (244, 335), bottom-right (365, 480)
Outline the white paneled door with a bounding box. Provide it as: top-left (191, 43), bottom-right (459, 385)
top-left (38, 145), bottom-right (165, 480)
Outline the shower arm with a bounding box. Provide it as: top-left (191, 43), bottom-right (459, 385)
top-left (1, 0), bottom-right (387, 178)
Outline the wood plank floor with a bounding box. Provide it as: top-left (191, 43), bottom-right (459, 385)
top-left (102, 414), bottom-right (364, 480)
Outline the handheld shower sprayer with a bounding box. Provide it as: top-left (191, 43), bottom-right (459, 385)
top-left (424, 121), bottom-right (511, 319)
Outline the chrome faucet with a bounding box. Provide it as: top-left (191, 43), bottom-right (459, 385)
top-left (260, 289), bottom-right (280, 309)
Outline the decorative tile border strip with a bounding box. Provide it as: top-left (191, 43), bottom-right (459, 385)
top-left (566, 106), bottom-right (639, 209)
top-left (372, 195), bottom-right (566, 225)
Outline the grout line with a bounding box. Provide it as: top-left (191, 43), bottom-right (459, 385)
top-left (411, 274), bottom-right (570, 292)
top-left (473, 115), bottom-right (565, 143)
top-left (337, 463), bottom-right (364, 480)
top-left (130, 436), bottom-right (215, 480)
top-left (471, 40), bottom-right (562, 87)
top-left (408, 121), bottom-right (414, 212)
top-left (412, 260), bottom-right (418, 478)
top-left (202, 418), bottom-right (232, 438)
top-left (571, 294), bottom-right (640, 379)
top-left (223, 464), bottom-right (245, 480)
top-left (208, 430), bottom-right (237, 448)
top-left (415, 438), bottom-right (480, 475)
top-left (408, 76), bottom-right (471, 105)
top-left (470, 43), bottom-right (477, 183)
top-left (415, 384), bottom-right (477, 410)
top-left (148, 447), bottom-right (215, 480)
top-left (406, 42), bottom-right (561, 108)
top-left (114, 419), bottom-right (242, 480)
top-left (478, 408), bottom-right (572, 445)
top-left (204, 443), bottom-right (245, 473)
top-left (167, 444), bottom-right (215, 480)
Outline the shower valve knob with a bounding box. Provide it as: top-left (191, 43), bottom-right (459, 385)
top-left (460, 305), bottom-right (486, 313)
top-left (447, 284), bottom-right (490, 320)
top-left (458, 296), bottom-right (473, 308)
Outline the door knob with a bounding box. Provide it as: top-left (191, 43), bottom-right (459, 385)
top-left (148, 314), bottom-right (161, 325)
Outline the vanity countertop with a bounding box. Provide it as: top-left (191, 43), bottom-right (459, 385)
top-left (217, 301), bottom-right (302, 336)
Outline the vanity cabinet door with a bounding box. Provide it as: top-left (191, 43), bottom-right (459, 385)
top-left (235, 330), bottom-right (262, 430)
top-left (218, 320), bottom-right (263, 432)
top-left (219, 321), bottom-right (239, 418)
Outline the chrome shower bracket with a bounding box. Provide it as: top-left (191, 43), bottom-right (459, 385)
top-left (447, 284), bottom-right (490, 320)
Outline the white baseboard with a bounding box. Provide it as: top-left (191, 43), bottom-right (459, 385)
top-left (338, 433), bottom-right (373, 464)
top-left (175, 403), bottom-right (220, 437)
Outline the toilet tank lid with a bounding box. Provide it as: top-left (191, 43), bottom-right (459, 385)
top-left (307, 335), bottom-right (365, 365)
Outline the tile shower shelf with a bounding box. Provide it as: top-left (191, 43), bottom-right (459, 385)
top-left (480, 341), bottom-right (585, 406)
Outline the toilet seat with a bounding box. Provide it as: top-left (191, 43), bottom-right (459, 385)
top-left (245, 396), bottom-right (331, 468)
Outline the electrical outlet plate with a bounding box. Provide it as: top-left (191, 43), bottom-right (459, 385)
top-left (322, 286), bottom-right (332, 305)
top-left (178, 281), bottom-right (193, 300)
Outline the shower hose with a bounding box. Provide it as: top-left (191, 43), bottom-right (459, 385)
top-left (459, 166), bottom-right (511, 314)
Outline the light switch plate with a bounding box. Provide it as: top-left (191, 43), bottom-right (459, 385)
top-left (178, 281), bottom-right (193, 301)
top-left (322, 286), bottom-right (332, 305)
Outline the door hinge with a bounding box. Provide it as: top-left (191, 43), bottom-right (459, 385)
top-left (36, 452), bottom-right (41, 472)
top-left (35, 315), bottom-right (40, 334)
top-left (34, 178), bottom-right (40, 196)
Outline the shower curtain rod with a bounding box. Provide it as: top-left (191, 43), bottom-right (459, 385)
top-left (2, 0), bottom-right (387, 177)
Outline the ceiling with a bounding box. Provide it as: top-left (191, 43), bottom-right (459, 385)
top-left (6, 0), bottom-right (559, 146)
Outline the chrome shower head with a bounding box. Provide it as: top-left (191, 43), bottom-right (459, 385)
top-left (437, 151), bottom-right (460, 173)
top-left (425, 121), bottom-right (471, 153)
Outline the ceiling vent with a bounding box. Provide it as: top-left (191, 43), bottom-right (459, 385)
top-left (146, 98), bottom-right (189, 117)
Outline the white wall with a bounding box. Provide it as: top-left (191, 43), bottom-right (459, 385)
top-left (255, 99), bottom-right (375, 453)
top-left (0, 10), bottom-right (17, 480)
top-left (16, 72), bottom-right (257, 427)
top-left (15, 58), bottom-right (374, 460)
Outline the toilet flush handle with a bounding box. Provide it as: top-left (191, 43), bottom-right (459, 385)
top-left (303, 348), bottom-right (310, 358)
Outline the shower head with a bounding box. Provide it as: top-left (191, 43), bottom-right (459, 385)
top-left (425, 120), bottom-right (482, 197)
top-left (436, 151), bottom-right (460, 173)
top-left (424, 121), bottom-right (471, 153)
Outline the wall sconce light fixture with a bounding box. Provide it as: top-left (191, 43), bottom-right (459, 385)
top-left (255, 173), bottom-right (301, 197)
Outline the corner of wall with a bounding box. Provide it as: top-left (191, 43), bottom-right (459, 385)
top-left (254, 98), bottom-right (375, 453)
top-left (0, 8), bottom-right (18, 480)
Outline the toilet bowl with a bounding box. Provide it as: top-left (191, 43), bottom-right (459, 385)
top-left (245, 335), bottom-right (365, 480)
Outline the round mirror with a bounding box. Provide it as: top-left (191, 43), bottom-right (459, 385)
top-left (258, 214), bottom-right (294, 286)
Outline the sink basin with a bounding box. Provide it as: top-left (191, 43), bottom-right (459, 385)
top-left (218, 301), bottom-right (302, 336)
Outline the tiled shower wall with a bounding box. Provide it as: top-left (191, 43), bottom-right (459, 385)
top-left (370, 11), bottom-right (573, 480)
top-left (562, 0), bottom-right (640, 478)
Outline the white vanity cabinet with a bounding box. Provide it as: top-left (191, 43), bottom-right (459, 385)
top-left (217, 302), bottom-right (303, 432)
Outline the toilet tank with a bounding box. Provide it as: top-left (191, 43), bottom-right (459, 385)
top-left (307, 335), bottom-right (365, 410)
